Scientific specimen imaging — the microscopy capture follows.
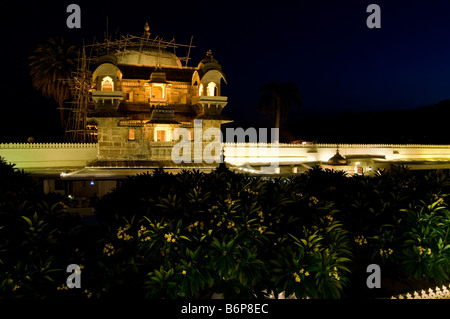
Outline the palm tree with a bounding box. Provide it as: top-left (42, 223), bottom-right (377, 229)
top-left (257, 81), bottom-right (301, 142)
top-left (29, 36), bottom-right (78, 129)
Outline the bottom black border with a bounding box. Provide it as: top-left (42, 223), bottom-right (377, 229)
top-left (3, 298), bottom-right (447, 317)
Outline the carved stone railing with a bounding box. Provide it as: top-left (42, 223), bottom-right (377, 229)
top-left (222, 142), bottom-right (450, 148)
top-left (0, 143), bottom-right (98, 149)
top-left (390, 283), bottom-right (450, 299)
top-left (2, 142), bottom-right (450, 149)
top-left (263, 283), bottom-right (450, 299)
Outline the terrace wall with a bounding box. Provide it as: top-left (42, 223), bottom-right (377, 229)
top-left (2, 142), bottom-right (450, 171)
top-left (0, 143), bottom-right (98, 169)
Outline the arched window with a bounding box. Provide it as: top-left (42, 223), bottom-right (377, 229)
top-left (101, 76), bottom-right (114, 91)
top-left (207, 82), bottom-right (217, 96)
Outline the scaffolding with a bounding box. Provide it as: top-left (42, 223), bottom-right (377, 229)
top-left (64, 44), bottom-right (95, 143)
top-left (64, 25), bottom-right (195, 143)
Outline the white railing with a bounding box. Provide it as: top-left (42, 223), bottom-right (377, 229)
top-left (219, 284), bottom-right (450, 299)
top-left (0, 143), bottom-right (98, 149)
top-left (2, 142), bottom-right (450, 150)
top-left (223, 142), bottom-right (450, 148)
top-left (390, 283), bottom-right (450, 299)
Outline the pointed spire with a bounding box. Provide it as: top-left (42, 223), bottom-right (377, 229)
top-left (144, 22), bottom-right (151, 37)
top-left (217, 147), bottom-right (229, 172)
top-left (201, 49), bottom-right (218, 64)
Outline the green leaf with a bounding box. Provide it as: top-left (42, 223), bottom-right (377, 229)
top-left (165, 268), bottom-right (174, 280)
top-left (148, 276), bottom-right (160, 283)
top-left (154, 269), bottom-right (163, 281)
top-left (176, 219), bottom-right (183, 231)
top-left (179, 235), bottom-right (191, 242)
top-left (32, 212), bottom-right (39, 224)
top-left (21, 216), bottom-right (33, 227)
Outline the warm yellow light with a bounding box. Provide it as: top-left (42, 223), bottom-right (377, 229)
top-left (101, 76), bottom-right (114, 91)
top-left (154, 124), bottom-right (171, 141)
top-left (207, 82), bottom-right (217, 96)
top-left (128, 129), bottom-right (135, 141)
top-left (151, 84), bottom-right (165, 99)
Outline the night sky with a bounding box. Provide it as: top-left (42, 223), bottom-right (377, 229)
top-left (2, 0), bottom-right (450, 142)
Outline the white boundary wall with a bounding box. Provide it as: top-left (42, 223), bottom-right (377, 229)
top-left (223, 143), bottom-right (450, 166)
top-left (2, 142), bottom-right (450, 170)
top-left (0, 143), bottom-right (98, 169)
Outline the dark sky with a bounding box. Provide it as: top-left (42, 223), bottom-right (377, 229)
top-left (2, 0), bottom-right (450, 141)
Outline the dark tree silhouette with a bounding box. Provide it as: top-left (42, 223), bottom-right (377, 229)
top-left (29, 36), bottom-right (78, 129)
top-left (257, 81), bottom-right (301, 137)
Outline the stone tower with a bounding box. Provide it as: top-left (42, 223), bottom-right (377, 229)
top-left (87, 30), bottom-right (229, 167)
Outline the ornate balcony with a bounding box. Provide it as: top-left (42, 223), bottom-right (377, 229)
top-left (91, 90), bottom-right (124, 110)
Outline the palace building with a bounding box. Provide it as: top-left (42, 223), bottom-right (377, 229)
top-left (2, 24), bottom-right (450, 204)
top-left (87, 29), bottom-right (228, 167)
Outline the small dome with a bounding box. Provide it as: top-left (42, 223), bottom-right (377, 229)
top-left (117, 48), bottom-right (182, 67)
top-left (198, 49), bottom-right (223, 73)
top-left (200, 49), bottom-right (218, 64)
top-left (195, 49), bottom-right (226, 84)
top-left (149, 67), bottom-right (167, 83)
top-left (97, 54), bottom-right (118, 66)
top-left (328, 149), bottom-right (347, 165)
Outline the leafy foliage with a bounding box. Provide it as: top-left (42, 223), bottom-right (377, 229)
top-left (93, 169), bottom-right (352, 299)
top-left (0, 157), bottom-right (99, 299)
top-left (3, 155), bottom-right (450, 299)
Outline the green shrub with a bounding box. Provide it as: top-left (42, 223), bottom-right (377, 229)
top-left (4, 157), bottom-right (450, 299)
top-left (92, 169), bottom-right (353, 299)
top-left (0, 157), bottom-right (92, 299)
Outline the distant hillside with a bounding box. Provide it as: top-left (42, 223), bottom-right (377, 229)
top-left (286, 100), bottom-right (450, 144)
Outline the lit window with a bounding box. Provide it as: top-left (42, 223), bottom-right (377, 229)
top-left (198, 83), bottom-right (203, 96)
top-left (154, 124), bottom-right (171, 142)
top-left (156, 130), bottom-right (166, 141)
top-left (128, 129), bottom-right (135, 141)
top-left (355, 164), bottom-right (363, 175)
top-left (207, 82), bottom-right (217, 96)
top-left (151, 86), bottom-right (163, 99)
top-left (101, 76), bottom-right (114, 91)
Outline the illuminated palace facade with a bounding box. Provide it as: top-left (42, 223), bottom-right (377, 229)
top-left (89, 44), bottom-right (228, 166)
top-left (3, 27), bottom-right (450, 200)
